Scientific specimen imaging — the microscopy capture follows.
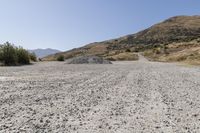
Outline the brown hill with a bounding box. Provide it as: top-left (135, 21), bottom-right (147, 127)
top-left (43, 15), bottom-right (200, 61)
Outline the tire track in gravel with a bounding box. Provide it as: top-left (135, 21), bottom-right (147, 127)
top-left (88, 63), bottom-right (169, 133)
top-left (63, 67), bottom-right (130, 132)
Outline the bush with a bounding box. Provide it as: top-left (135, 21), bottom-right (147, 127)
top-left (0, 42), bottom-right (18, 65)
top-left (0, 42), bottom-right (31, 66)
top-left (29, 52), bottom-right (37, 62)
top-left (153, 48), bottom-right (161, 54)
top-left (125, 49), bottom-right (131, 52)
top-left (17, 47), bottom-right (30, 64)
top-left (57, 55), bottom-right (65, 61)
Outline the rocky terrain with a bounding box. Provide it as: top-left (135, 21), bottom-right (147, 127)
top-left (66, 56), bottom-right (112, 64)
top-left (0, 57), bottom-right (200, 132)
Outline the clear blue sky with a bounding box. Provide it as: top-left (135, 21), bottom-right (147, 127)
top-left (0, 0), bottom-right (200, 51)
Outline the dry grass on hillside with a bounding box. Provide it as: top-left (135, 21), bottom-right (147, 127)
top-left (143, 39), bottom-right (200, 65)
top-left (105, 52), bottom-right (139, 61)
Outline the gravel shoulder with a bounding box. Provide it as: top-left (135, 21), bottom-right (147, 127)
top-left (0, 59), bottom-right (200, 132)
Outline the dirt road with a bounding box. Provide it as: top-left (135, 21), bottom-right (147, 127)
top-left (0, 58), bottom-right (200, 132)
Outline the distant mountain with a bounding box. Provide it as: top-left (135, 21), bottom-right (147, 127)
top-left (43, 15), bottom-right (200, 61)
top-left (29, 48), bottom-right (61, 58)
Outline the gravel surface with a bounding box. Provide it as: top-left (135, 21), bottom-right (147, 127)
top-left (0, 58), bottom-right (200, 132)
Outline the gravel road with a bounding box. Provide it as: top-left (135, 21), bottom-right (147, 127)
top-left (0, 57), bottom-right (200, 132)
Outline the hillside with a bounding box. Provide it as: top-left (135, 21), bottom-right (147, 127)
top-left (43, 15), bottom-right (200, 61)
top-left (29, 48), bottom-right (61, 58)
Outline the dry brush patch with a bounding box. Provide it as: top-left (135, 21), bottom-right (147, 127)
top-left (143, 40), bottom-right (200, 65)
top-left (106, 52), bottom-right (139, 61)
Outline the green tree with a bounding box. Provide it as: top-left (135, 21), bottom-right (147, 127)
top-left (0, 42), bottom-right (18, 65)
top-left (16, 47), bottom-right (30, 64)
top-left (0, 42), bottom-right (32, 66)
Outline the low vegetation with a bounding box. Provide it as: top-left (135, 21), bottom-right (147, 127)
top-left (17, 47), bottom-right (31, 65)
top-left (0, 42), bottom-right (37, 66)
top-left (142, 39), bottom-right (200, 65)
top-left (57, 55), bottom-right (65, 61)
top-left (29, 52), bottom-right (37, 62)
top-left (106, 52), bottom-right (138, 61)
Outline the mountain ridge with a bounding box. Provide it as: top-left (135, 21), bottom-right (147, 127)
top-left (43, 15), bottom-right (200, 61)
top-left (29, 48), bottom-right (61, 58)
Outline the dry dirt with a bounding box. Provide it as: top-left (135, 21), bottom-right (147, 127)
top-left (0, 57), bottom-right (200, 132)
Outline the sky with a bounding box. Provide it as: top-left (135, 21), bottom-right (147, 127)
top-left (0, 0), bottom-right (200, 51)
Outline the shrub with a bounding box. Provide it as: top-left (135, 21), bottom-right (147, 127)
top-left (125, 49), bottom-right (131, 52)
top-left (17, 47), bottom-right (30, 64)
top-left (153, 48), bottom-right (161, 54)
top-left (0, 42), bottom-right (31, 66)
top-left (0, 42), bottom-right (18, 65)
top-left (0, 46), bottom-right (3, 61)
top-left (57, 55), bottom-right (65, 61)
top-left (29, 52), bottom-right (37, 62)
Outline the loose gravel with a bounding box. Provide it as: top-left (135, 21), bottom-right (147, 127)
top-left (0, 59), bottom-right (200, 132)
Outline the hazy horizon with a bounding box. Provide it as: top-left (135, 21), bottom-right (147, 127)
top-left (0, 0), bottom-right (200, 51)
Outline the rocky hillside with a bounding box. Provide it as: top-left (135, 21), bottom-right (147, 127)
top-left (43, 15), bottom-right (200, 61)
